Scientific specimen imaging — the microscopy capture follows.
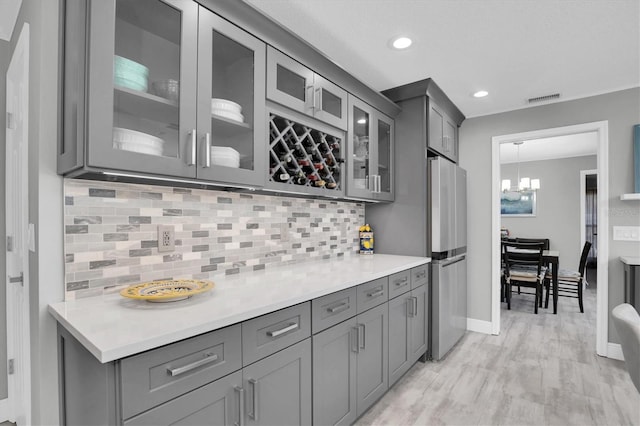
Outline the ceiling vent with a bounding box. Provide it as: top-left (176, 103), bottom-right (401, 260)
top-left (527, 93), bottom-right (561, 104)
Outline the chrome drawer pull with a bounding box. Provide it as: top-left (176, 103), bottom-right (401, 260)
top-left (394, 277), bottom-right (409, 287)
top-left (415, 271), bottom-right (426, 279)
top-left (234, 386), bottom-right (245, 426)
top-left (167, 352), bottom-right (218, 377)
top-left (249, 378), bottom-right (259, 420)
top-left (407, 297), bottom-right (415, 317)
top-left (267, 322), bottom-right (299, 337)
top-left (327, 302), bottom-right (349, 314)
top-left (367, 289), bottom-right (384, 298)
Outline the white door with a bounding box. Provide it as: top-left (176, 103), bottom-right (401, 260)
top-left (4, 23), bottom-right (31, 426)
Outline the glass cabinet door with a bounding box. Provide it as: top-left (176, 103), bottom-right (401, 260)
top-left (267, 47), bottom-right (314, 116)
top-left (313, 74), bottom-right (348, 131)
top-left (374, 112), bottom-right (394, 201)
top-left (87, 0), bottom-right (198, 178)
top-left (196, 9), bottom-right (266, 187)
top-left (347, 96), bottom-right (374, 199)
top-left (267, 47), bottom-right (347, 131)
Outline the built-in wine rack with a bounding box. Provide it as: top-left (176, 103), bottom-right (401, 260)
top-left (268, 113), bottom-right (343, 191)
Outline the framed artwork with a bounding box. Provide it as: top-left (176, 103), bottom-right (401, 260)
top-left (501, 190), bottom-right (536, 216)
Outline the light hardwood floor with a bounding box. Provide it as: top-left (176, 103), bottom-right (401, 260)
top-left (356, 285), bottom-right (640, 425)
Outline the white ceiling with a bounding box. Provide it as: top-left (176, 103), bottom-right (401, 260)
top-left (0, 0), bottom-right (21, 41)
top-left (499, 132), bottom-right (598, 164)
top-left (246, 0), bottom-right (640, 119)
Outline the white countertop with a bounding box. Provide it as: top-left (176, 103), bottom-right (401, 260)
top-left (620, 256), bottom-right (640, 266)
top-left (49, 254), bottom-right (430, 363)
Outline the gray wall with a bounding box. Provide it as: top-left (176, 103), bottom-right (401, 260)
top-left (460, 88), bottom-right (640, 345)
top-left (0, 38), bottom-right (9, 401)
top-left (501, 155), bottom-right (597, 269)
top-left (10, 0), bottom-right (64, 423)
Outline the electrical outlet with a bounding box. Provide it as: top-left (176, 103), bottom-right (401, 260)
top-left (613, 226), bottom-right (640, 242)
top-left (158, 225), bottom-right (175, 252)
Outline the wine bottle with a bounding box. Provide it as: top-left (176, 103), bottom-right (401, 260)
top-left (326, 182), bottom-right (337, 189)
top-left (273, 171), bottom-right (290, 182)
top-left (314, 179), bottom-right (326, 188)
top-left (280, 153), bottom-right (293, 163)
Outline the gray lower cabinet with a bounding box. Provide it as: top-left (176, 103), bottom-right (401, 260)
top-left (243, 338), bottom-right (312, 426)
top-left (127, 338), bottom-right (312, 426)
top-left (388, 284), bottom-right (427, 387)
top-left (312, 317), bottom-right (358, 426)
top-left (57, 267), bottom-right (427, 426)
top-left (312, 303), bottom-right (388, 426)
top-left (124, 371), bottom-right (242, 426)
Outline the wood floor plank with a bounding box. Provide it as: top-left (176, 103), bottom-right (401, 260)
top-left (355, 286), bottom-right (640, 425)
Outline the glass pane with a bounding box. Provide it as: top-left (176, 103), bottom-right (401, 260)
top-left (321, 88), bottom-right (342, 119)
top-left (378, 119), bottom-right (391, 193)
top-left (353, 106), bottom-right (370, 189)
top-left (113, 0), bottom-right (181, 159)
top-left (211, 30), bottom-right (255, 171)
top-left (276, 64), bottom-right (306, 102)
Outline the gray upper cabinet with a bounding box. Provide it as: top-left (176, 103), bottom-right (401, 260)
top-left (267, 47), bottom-right (348, 131)
top-left (347, 95), bottom-right (394, 202)
top-left (86, 0), bottom-right (199, 178)
top-left (196, 7), bottom-right (266, 187)
top-left (61, 0), bottom-right (266, 187)
top-left (428, 100), bottom-right (458, 163)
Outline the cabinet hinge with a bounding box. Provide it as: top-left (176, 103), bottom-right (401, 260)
top-left (6, 112), bottom-right (15, 130)
top-left (6, 236), bottom-right (13, 252)
top-left (8, 359), bottom-right (14, 375)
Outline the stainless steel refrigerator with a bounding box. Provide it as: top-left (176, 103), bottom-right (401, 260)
top-left (429, 156), bottom-right (467, 360)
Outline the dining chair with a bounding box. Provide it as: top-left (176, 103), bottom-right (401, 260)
top-left (502, 241), bottom-right (547, 313)
top-left (612, 303), bottom-right (640, 393)
top-left (545, 241), bottom-right (591, 313)
top-left (514, 238), bottom-right (550, 300)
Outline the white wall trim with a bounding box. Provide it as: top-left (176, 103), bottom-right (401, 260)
top-left (491, 121), bottom-right (609, 356)
top-left (467, 318), bottom-right (493, 334)
top-left (607, 343), bottom-right (624, 361)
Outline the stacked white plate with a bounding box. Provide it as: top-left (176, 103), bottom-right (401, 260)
top-left (113, 127), bottom-right (164, 156)
top-left (211, 146), bottom-right (240, 168)
top-left (211, 98), bottom-right (244, 123)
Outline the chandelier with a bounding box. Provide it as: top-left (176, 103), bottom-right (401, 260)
top-left (501, 141), bottom-right (540, 192)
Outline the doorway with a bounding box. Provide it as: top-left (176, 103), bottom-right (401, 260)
top-left (581, 169), bottom-right (598, 290)
top-left (3, 24), bottom-right (31, 425)
top-left (491, 121), bottom-right (610, 357)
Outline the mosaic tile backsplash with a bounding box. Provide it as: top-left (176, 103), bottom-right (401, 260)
top-left (64, 180), bottom-right (364, 300)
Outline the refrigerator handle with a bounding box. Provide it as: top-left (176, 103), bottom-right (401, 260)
top-left (440, 254), bottom-right (466, 267)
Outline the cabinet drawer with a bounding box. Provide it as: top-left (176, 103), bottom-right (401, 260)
top-left (312, 287), bottom-right (357, 333)
top-left (119, 324), bottom-right (242, 420)
top-left (356, 277), bottom-right (388, 313)
top-left (411, 265), bottom-right (429, 289)
top-left (242, 302), bottom-right (311, 366)
top-left (388, 270), bottom-right (411, 299)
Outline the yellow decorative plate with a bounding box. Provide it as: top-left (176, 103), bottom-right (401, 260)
top-left (120, 279), bottom-right (214, 303)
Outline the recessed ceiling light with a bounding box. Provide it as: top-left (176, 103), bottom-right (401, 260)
top-left (357, 118), bottom-right (367, 124)
top-left (473, 90), bottom-right (489, 98)
top-left (391, 37), bottom-right (412, 50)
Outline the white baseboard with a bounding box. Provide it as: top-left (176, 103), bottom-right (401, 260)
top-left (0, 398), bottom-right (10, 423)
top-left (607, 343), bottom-right (624, 361)
top-left (466, 318), bottom-right (493, 334)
